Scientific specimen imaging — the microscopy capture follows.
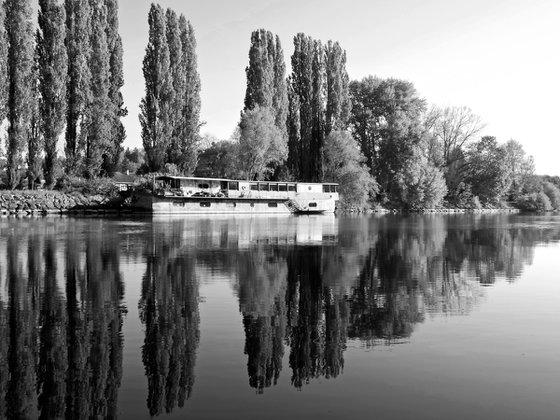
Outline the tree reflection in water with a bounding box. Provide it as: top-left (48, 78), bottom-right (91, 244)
top-left (237, 248), bottom-right (287, 393)
top-left (0, 215), bottom-right (559, 416)
top-left (234, 215), bottom-right (560, 391)
top-left (138, 222), bottom-right (200, 416)
top-left (0, 220), bottom-right (124, 419)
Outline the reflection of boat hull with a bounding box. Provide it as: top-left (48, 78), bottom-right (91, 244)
top-left (148, 213), bottom-right (338, 247)
top-left (131, 193), bottom-right (336, 214)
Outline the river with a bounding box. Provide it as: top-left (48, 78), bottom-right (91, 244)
top-left (0, 214), bottom-right (559, 419)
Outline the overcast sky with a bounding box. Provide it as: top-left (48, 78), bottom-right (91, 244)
top-left (112, 0), bottom-right (559, 175)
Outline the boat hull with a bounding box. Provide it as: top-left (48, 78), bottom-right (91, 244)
top-left (130, 193), bottom-right (336, 214)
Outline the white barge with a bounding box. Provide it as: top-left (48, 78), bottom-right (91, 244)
top-left (131, 176), bottom-right (339, 214)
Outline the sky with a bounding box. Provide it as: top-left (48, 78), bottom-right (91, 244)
top-left (111, 0), bottom-right (560, 175)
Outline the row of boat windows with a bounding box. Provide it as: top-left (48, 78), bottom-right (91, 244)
top-left (229, 182), bottom-right (337, 193)
top-left (239, 183), bottom-right (296, 192)
top-left (173, 202), bottom-right (318, 208)
top-left (173, 180), bottom-right (338, 193)
top-left (322, 185), bottom-right (338, 193)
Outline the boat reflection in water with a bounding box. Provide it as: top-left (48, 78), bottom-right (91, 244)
top-left (0, 214), bottom-right (559, 417)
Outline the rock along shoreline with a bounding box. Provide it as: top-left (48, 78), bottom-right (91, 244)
top-left (0, 191), bottom-right (128, 216)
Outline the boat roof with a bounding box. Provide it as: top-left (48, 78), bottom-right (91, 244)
top-left (155, 175), bottom-right (338, 185)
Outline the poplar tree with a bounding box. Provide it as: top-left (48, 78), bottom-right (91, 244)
top-left (310, 40), bottom-right (325, 181)
top-left (65, 0), bottom-right (92, 174)
top-left (176, 15), bottom-right (201, 174)
top-left (244, 29), bottom-right (287, 134)
top-left (38, 0), bottom-right (68, 186)
top-left (289, 33), bottom-right (323, 182)
top-left (0, 2), bottom-right (8, 123)
top-left (286, 80), bottom-right (300, 178)
top-left (271, 34), bottom-right (288, 134)
top-left (105, 0), bottom-right (127, 175)
top-left (325, 41), bottom-right (350, 134)
top-left (244, 30), bottom-right (274, 110)
top-left (140, 3), bottom-right (173, 172)
top-left (165, 9), bottom-right (183, 167)
top-left (5, 0), bottom-right (35, 189)
top-left (84, 0), bottom-right (110, 178)
top-left (288, 35), bottom-right (350, 182)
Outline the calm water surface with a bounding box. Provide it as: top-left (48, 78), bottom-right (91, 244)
top-left (0, 214), bottom-right (559, 419)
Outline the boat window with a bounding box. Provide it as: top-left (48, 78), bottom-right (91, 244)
top-left (288, 184), bottom-right (296, 192)
top-left (334, 185), bottom-right (338, 193)
top-left (270, 184), bottom-right (278, 191)
top-left (309, 202), bottom-right (318, 208)
top-left (200, 202), bottom-right (211, 207)
top-left (268, 202), bottom-right (278, 208)
top-left (228, 181), bottom-right (239, 190)
top-left (259, 183), bottom-right (269, 191)
top-left (250, 184), bottom-right (258, 191)
top-left (198, 183), bottom-right (209, 189)
top-left (226, 202), bottom-right (236, 207)
top-left (279, 184), bottom-right (287, 192)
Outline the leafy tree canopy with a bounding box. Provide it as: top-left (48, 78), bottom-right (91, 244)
top-left (237, 105), bottom-right (287, 181)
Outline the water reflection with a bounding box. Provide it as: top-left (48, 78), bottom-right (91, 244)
top-left (0, 220), bottom-right (124, 419)
top-left (139, 223), bottom-right (200, 416)
top-left (0, 215), bottom-right (558, 416)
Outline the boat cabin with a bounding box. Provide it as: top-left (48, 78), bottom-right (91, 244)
top-left (154, 176), bottom-right (339, 199)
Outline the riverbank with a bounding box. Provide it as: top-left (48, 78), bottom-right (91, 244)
top-left (363, 207), bottom-right (521, 214)
top-left (0, 190), bottom-right (529, 216)
top-left (0, 190), bottom-right (126, 215)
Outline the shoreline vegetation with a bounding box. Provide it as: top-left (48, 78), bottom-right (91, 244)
top-left (0, 1), bottom-right (559, 214)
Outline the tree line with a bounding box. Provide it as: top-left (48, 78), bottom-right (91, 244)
top-left (139, 3), bottom-right (201, 175)
top-left (0, 0), bottom-right (126, 189)
top-left (73, 7), bottom-right (560, 211)
top-left (192, 29), bottom-right (559, 210)
top-left (2, 2), bottom-right (557, 210)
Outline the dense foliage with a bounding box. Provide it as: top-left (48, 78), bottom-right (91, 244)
top-left (38, 0), bottom-right (67, 186)
top-left (237, 106), bottom-right (287, 180)
top-left (244, 29), bottom-right (288, 133)
top-left (105, 0), bottom-right (127, 174)
top-left (140, 3), bottom-right (201, 174)
top-left (5, 0), bottom-right (35, 189)
top-left (64, 0), bottom-right (91, 174)
top-left (0, 3), bottom-right (7, 124)
top-left (0, 2), bottom-right (555, 212)
top-left (0, 0), bottom-right (126, 188)
top-left (194, 141), bottom-right (238, 179)
top-left (323, 130), bottom-right (376, 209)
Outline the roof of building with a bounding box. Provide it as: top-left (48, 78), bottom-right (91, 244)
top-left (113, 172), bottom-right (136, 184)
top-left (155, 175), bottom-right (338, 185)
